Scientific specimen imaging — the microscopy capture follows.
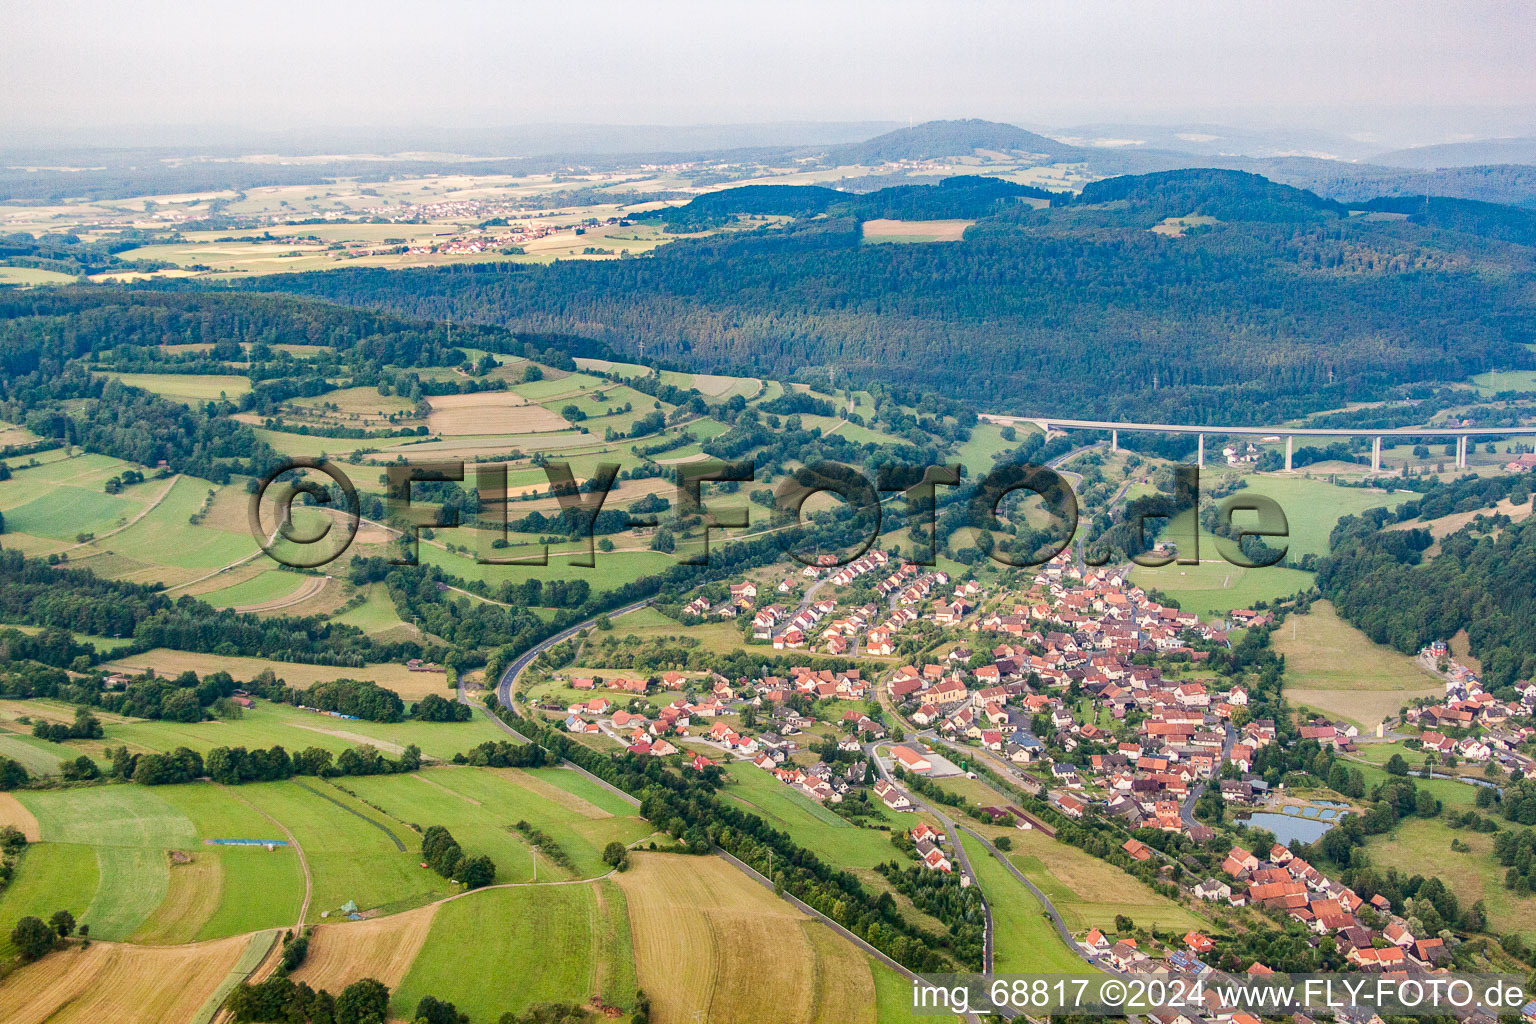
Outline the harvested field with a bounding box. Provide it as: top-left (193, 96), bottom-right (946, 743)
top-left (0, 793), bottom-right (40, 841)
top-left (131, 849), bottom-right (223, 944)
top-left (616, 852), bottom-right (875, 1024)
top-left (100, 649), bottom-right (450, 701)
top-left (289, 903), bottom-right (438, 993)
top-left (0, 935), bottom-right (249, 1024)
top-left (426, 392), bottom-right (569, 435)
top-left (861, 218), bottom-right (973, 242)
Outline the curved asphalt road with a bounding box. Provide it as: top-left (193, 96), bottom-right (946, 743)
top-left (453, 598), bottom-right (655, 808)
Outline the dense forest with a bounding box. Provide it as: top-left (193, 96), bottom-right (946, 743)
top-left (236, 170), bottom-right (1536, 424)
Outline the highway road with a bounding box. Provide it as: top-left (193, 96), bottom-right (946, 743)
top-left (983, 412), bottom-right (1536, 439)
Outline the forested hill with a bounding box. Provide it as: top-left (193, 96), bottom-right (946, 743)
top-left (223, 169), bottom-right (1536, 424)
top-left (648, 176), bottom-right (1057, 230)
top-left (816, 118), bottom-right (1085, 164)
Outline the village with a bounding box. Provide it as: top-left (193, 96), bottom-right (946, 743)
top-left (533, 541), bottom-right (1536, 1012)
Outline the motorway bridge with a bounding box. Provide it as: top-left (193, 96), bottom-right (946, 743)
top-left (980, 414), bottom-right (1536, 471)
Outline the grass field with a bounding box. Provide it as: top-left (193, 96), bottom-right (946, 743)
top-left (1004, 833), bottom-right (1207, 934)
top-left (1236, 477), bottom-right (1405, 560)
top-left (0, 266), bottom-right (77, 285)
top-left (520, 765), bottom-right (644, 817)
top-left (2, 484), bottom-right (143, 542)
top-left (1131, 555), bottom-right (1314, 623)
top-left (1130, 478), bottom-right (1405, 622)
top-left (95, 371), bottom-right (252, 404)
top-left (15, 786), bottom-right (198, 941)
top-left (154, 783), bottom-right (306, 939)
top-left (1350, 759), bottom-right (1479, 809)
top-left (1469, 370), bottom-right (1536, 395)
top-left (1367, 816), bottom-right (1536, 945)
top-left (959, 833), bottom-right (1086, 973)
top-left (395, 881), bottom-right (637, 1019)
top-left (617, 852), bottom-right (877, 1024)
top-left (330, 581), bottom-right (419, 637)
top-left (954, 422), bottom-right (1041, 471)
top-left (415, 541), bottom-right (676, 596)
top-left (0, 843), bottom-right (98, 958)
top-left (339, 765), bottom-right (651, 884)
top-left (73, 698), bottom-right (503, 763)
top-left (198, 569), bottom-right (311, 609)
top-left (1274, 601), bottom-right (1443, 727)
top-left (720, 761), bottom-right (914, 869)
top-left (873, 955), bottom-right (960, 1023)
top-left (0, 732), bottom-right (66, 777)
top-left (236, 779), bottom-right (445, 921)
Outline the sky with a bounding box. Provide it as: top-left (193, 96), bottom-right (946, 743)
top-left (4, 0), bottom-right (1534, 150)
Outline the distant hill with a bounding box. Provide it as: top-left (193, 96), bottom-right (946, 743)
top-left (1074, 168), bottom-right (1345, 222)
top-left (1371, 138), bottom-right (1536, 169)
top-left (252, 166), bottom-right (1536, 425)
top-left (647, 175), bottom-right (1059, 229)
top-left (818, 119), bottom-right (1084, 165)
top-left (1356, 194), bottom-right (1536, 248)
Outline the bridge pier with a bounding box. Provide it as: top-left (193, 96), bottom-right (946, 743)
top-left (1456, 435), bottom-right (1467, 469)
top-left (1111, 429), bottom-right (1118, 452)
top-left (1284, 435), bottom-right (1293, 472)
top-left (1372, 436), bottom-right (1382, 472)
top-left (1197, 433), bottom-right (1204, 469)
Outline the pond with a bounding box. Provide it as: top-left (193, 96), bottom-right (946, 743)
top-left (1242, 807), bottom-right (1347, 846)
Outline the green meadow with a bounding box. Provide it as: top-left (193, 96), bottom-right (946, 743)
top-left (959, 833), bottom-right (1086, 973)
top-left (393, 881), bottom-right (637, 1020)
top-left (719, 761), bottom-right (913, 869)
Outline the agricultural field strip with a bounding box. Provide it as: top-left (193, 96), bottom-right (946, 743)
top-left (292, 780), bottom-right (406, 851)
top-left (63, 473), bottom-right (182, 551)
top-left (221, 784), bottom-right (313, 927)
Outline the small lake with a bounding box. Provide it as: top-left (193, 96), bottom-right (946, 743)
top-left (1243, 806), bottom-right (1347, 845)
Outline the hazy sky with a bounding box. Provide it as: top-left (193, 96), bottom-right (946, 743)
top-left (4, 0), bottom-right (1534, 148)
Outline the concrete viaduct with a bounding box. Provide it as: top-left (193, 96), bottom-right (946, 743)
top-left (979, 414), bottom-right (1536, 472)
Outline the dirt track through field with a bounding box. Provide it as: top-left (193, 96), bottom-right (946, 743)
top-left (231, 574), bottom-right (327, 613)
top-left (496, 767), bottom-right (608, 818)
top-left (224, 785), bottom-right (311, 927)
top-left (411, 770), bottom-right (481, 805)
top-left (291, 724), bottom-right (407, 755)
